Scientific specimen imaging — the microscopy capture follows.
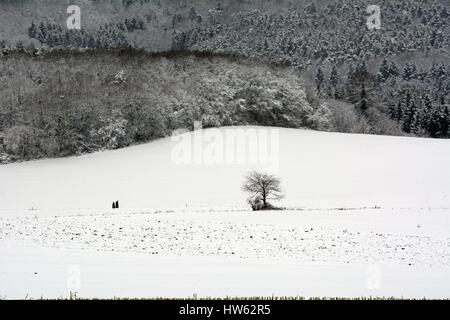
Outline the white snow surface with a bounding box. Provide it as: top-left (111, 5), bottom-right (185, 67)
top-left (1, 127), bottom-right (450, 299)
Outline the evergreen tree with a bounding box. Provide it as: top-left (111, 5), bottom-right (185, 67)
top-left (306, 2), bottom-right (317, 15)
top-left (410, 105), bottom-right (423, 134)
top-left (315, 67), bottom-right (325, 95)
top-left (389, 61), bottom-right (400, 77)
top-left (189, 7), bottom-right (198, 20)
top-left (28, 22), bottom-right (37, 39)
top-left (397, 90), bottom-right (411, 131)
top-left (378, 58), bottom-right (390, 82)
top-left (329, 65), bottom-right (339, 98)
top-left (358, 83), bottom-right (368, 114)
top-left (428, 105), bottom-right (443, 137)
top-left (388, 101), bottom-right (397, 120)
top-left (437, 104), bottom-right (450, 137)
top-left (402, 63), bottom-right (417, 80)
top-left (37, 22), bottom-right (46, 43)
top-left (400, 91), bottom-right (417, 133)
top-left (425, 101), bottom-right (449, 137)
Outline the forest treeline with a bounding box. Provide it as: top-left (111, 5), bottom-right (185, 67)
top-left (0, 48), bottom-right (449, 164)
top-left (311, 59), bottom-right (450, 138)
top-left (0, 50), bottom-right (329, 163)
top-left (172, 0), bottom-right (450, 138)
top-left (2, 0), bottom-right (447, 141)
top-left (173, 0), bottom-right (449, 66)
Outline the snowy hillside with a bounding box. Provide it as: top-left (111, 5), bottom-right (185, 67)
top-left (1, 126), bottom-right (450, 299)
top-left (1, 126), bottom-right (450, 214)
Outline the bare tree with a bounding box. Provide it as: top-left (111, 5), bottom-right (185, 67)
top-left (242, 171), bottom-right (283, 210)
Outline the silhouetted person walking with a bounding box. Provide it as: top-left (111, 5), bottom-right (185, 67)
top-left (115, 200), bottom-right (119, 209)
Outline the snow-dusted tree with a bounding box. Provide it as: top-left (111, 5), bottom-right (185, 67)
top-left (95, 113), bottom-right (128, 150)
top-left (402, 63), bottom-right (418, 81)
top-left (389, 62), bottom-right (400, 77)
top-left (4, 125), bottom-right (39, 159)
top-left (428, 103), bottom-right (450, 138)
top-left (242, 171), bottom-right (283, 210)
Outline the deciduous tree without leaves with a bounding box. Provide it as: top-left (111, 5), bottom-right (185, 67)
top-left (242, 171), bottom-right (283, 210)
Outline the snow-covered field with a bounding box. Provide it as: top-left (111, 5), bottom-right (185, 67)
top-left (1, 127), bottom-right (450, 299)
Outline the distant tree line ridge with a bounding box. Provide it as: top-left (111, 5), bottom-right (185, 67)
top-left (173, 0), bottom-right (449, 66)
top-left (0, 0), bottom-right (445, 63)
top-left (0, 48), bottom-right (449, 165)
top-left (26, 17), bottom-right (145, 49)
